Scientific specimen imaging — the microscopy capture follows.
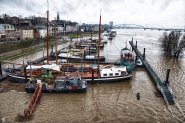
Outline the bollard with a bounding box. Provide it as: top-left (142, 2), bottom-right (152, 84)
top-left (143, 48), bottom-right (146, 59)
top-left (136, 41), bottom-right (137, 49)
top-left (0, 61), bottom-right (2, 76)
top-left (132, 37), bottom-right (133, 42)
top-left (165, 69), bottom-right (170, 85)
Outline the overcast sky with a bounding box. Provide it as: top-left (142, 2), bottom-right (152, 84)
top-left (0, 0), bottom-right (185, 28)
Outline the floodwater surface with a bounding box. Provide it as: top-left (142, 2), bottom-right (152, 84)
top-left (1, 29), bottom-right (185, 123)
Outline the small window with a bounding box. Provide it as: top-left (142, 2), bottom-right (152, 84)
top-left (115, 73), bottom-right (119, 76)
top-left (103, 74), bottom-right (107, 76)
top-left (109, 73), bottom-right (113, 76)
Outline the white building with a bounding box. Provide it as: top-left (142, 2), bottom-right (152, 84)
top-left (1, 24), bottom-right (16, 41)
top-left (21, 29), bottom-right (34, 39)
top-left (66, 25), bottom-right (77, 32)
top-left (39, 29), bottom-right (47, 38)
top-left (0, 24), bottom-right (5, 39)
top-left (15, 28), bottom-right (22, 40)
top-left (50, 25), bottom-right (64, 37)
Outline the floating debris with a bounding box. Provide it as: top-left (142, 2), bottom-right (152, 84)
top-left (137, 92), bottom-right (140, 100)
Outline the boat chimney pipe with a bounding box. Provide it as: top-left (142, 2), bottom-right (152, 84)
top-left (89, 47), bottom-right (90, 55)
top-left (165, 69), bottom-right (170, 85)
top-left (13, 64), bottom-right (15, 74)
top-left (143, 48), bottom-right (146, 59)
top-left (0, 61), bottom-right (2, 76)
top-left (51, 44), bottom-right (53, 53)
top-left (24, 66), bottom-right (27, 83)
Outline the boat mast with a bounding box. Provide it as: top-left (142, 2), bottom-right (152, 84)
top-left (46, 0), bottom-right (49, 64)
top-left (54, 18), bottom-right (58, 64)
top-left (97, 11), bottom-right (101, 72)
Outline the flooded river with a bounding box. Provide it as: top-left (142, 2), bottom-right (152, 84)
top-left (1, 29), bottom-right (185, 123)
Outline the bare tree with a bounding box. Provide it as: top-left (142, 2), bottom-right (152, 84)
top-left (160, 31), bottom-right (185, 58)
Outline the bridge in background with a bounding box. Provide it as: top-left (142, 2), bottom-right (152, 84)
top-left (113, 24), bottom-right (144, 29)
top-left (113, 24), bottom-right (185, 32)
top-left (143, 27), bottom-right (185, 32)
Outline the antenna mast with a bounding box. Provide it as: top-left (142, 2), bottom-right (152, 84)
top-left (46, 0), bottom-right (49, 64)
top-left (54, 18), bottom-right (58, 64)
top-left (98, 10), bottom-right (101, 72)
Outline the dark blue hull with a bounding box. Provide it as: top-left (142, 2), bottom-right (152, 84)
top-left (6, 74), bottom-right (29, 83)
top-left (25, 87), bottom-right (87, 93)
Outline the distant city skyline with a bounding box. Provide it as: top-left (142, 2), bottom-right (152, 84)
top-left (0, 0), bottom-right (185, 28)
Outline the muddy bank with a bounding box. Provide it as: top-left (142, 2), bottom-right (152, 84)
top-left (0, 79), bottom-right (25, 93)
top-left (0, 79), bottom-right (32, 123)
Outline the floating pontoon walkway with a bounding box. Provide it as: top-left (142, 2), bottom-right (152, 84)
top-left (129, 41), bottom-right (175, 105)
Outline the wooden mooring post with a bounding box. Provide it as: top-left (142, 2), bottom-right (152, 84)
top-left (165, 69), bottom-right (170, 85)
top-left (143, 48), bottom-right (146, 60)
top-left (136, 41), bottom-right (137, 49)
top-left (0, 61), bottom-right (2, 76)
top-left (92, 69), bottom-right (94, 84)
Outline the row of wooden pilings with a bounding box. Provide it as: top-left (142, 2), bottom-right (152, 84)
top-left (0, 61), bottom-right (2, 76)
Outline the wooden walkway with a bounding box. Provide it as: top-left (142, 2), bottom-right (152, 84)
top-left (129, 41), bottom-right (175, 105)
top-left (24, 82), bottom-right (42, 117)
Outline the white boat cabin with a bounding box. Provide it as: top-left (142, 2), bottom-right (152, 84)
top-left (100, 66), bottom-right (128, 78)
top-left (85, 55), bottom-right (95, 59)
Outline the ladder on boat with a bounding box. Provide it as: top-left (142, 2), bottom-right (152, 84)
top-left (24, 82), bottom-right (42, 117)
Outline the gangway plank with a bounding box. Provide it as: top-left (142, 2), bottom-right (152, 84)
top-left (24, 82), bottom-right (42, 117)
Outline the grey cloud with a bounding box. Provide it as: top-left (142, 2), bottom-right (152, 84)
top-left (0, 0), bottom-right (40, 13)
top-left (160, 0), bottom-right (173, 10)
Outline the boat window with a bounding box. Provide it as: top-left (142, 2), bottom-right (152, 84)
top-left (103, 74), bottom-right (107, 76)
top-left (109, 73), bottom-right (113, 76)
top-left (121, 72), bottom-right (126, 75)
top-left (66, 81), bottom-right (70, 86)
top-left (115, 73), bottom-right (119, 76)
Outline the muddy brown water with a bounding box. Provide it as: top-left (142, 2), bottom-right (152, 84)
top-left (0, 29), bottom-right (185, 123)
